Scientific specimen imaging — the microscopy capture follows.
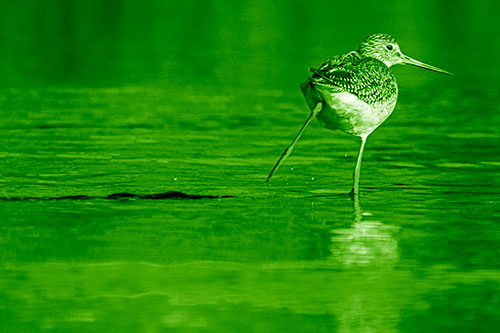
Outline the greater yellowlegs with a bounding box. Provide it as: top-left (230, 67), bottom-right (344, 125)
top-left (265, 33), bottom-right (452, 194)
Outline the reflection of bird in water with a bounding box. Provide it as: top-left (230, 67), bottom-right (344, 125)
top-left (266, 33), bottom-right (452, 194)
top-left (330, 194), bottom-right (399, 267)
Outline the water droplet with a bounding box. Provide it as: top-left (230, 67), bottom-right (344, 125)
top-left (173, 177), bottom-right (177, 181)
top-left (311, 177), bottom-right (315, 181)
top-left (290, 167), bottom-right (294, 171)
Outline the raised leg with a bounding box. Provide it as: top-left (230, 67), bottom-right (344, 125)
top-left (265, 102), bottom-right (323, 183)
top-left (351, 134), bottom-right (368, 195)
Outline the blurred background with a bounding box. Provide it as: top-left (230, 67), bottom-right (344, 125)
top-left (1, 1), bottom-right (499, 331)
top-left (1, 0), bottom-right (498, 90)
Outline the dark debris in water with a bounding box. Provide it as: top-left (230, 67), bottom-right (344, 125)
top-left (0, 191), bottom-right (233, 201)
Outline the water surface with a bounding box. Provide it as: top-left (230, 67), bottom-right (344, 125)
top-left (1, 84), bottom-right (499, 332)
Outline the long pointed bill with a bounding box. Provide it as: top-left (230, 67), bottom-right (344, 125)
top-left (402, 54), bottom-right (453, 75)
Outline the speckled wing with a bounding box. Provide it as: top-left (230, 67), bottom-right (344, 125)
top-left (306, 51), bottom-right (398, 107)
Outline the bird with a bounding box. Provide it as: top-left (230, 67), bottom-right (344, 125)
top-left (265, 33), bottom-right (452, 194)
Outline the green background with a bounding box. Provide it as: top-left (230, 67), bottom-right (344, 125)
top-left (1, 0), bottom-right (499, 332)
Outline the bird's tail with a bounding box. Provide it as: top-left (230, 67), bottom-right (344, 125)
top-left (299, 78), bottom-right (312, 97)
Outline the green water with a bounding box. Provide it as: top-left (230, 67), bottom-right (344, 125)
top-left (1, 1), bottom-right (500, 332)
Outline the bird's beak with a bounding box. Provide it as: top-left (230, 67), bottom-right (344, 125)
top-left (402, 54), bottom-right (453, 76)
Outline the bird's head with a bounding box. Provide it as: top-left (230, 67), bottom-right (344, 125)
top-left (358, 33), bottom-right (452, 75)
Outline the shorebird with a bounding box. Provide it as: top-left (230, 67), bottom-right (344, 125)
top-left (265, 33), bottom-right (452, 194)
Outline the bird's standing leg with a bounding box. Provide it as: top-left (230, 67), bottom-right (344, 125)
top-left (351, 134), bottom-right (368, 195)
top-left (265, 102), bottom-right (323, 183)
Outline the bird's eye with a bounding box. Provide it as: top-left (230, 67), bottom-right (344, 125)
top-left (386, 44), bottom-right (393, 51)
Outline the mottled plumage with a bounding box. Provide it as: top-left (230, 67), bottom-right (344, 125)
top-left (301, 51), bottom-right (398, 135)
top-left (306, 52), bottom-right (397, 106)
top-left (266, 33), bottom-right (452, 194)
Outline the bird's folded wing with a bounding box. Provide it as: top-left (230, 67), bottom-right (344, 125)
top-left (308, 52), bottom-right (397, 105)
top-left (309, 53), bottom-right (360, 91)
